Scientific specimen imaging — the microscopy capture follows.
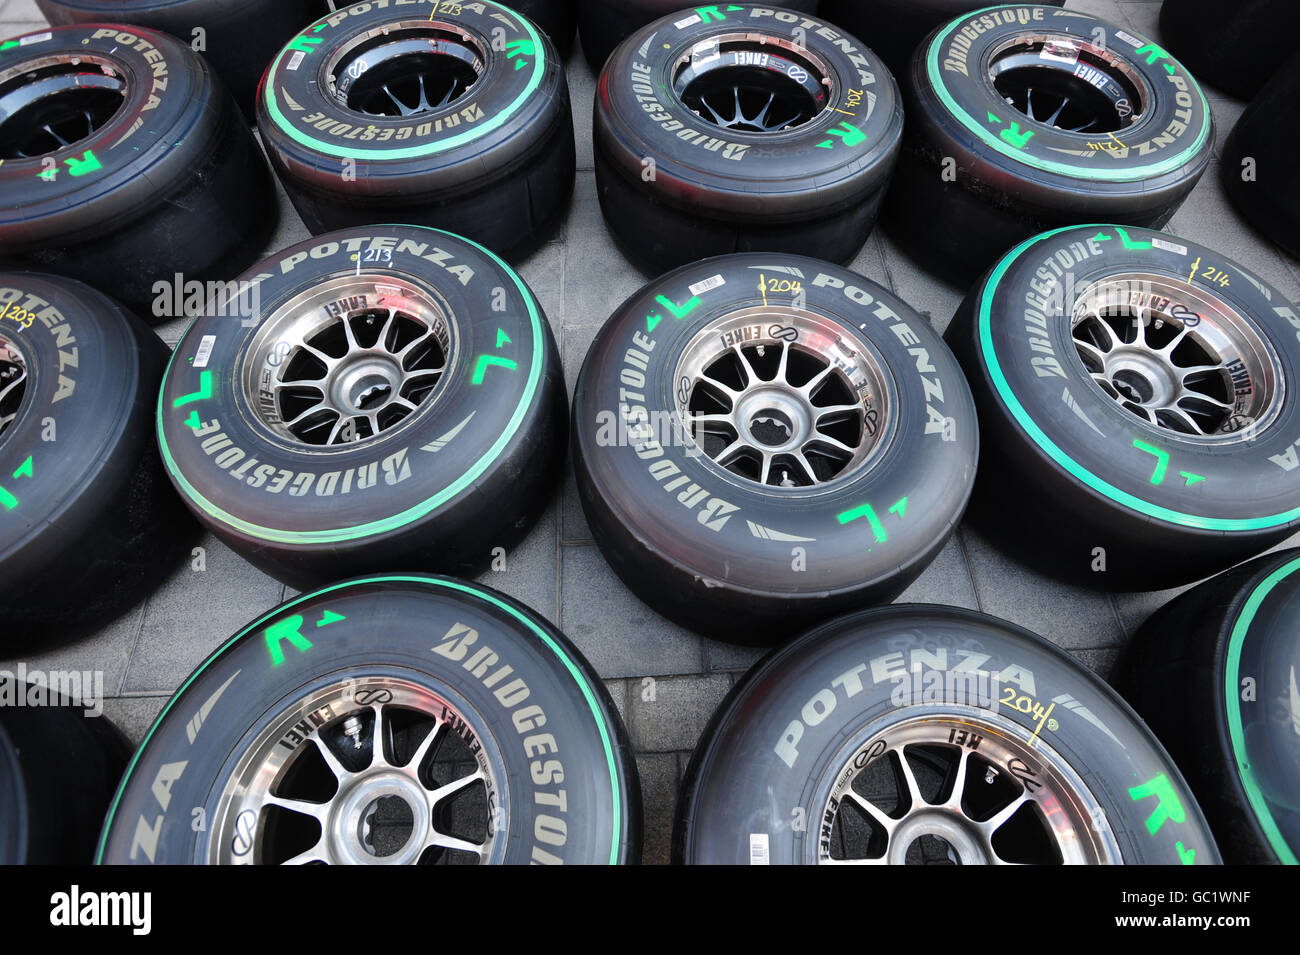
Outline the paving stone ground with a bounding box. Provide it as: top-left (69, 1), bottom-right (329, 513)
top-left (1, 0), bottom-right (1296, 866)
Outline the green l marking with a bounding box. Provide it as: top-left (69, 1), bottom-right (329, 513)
top-left (172, 370), bottom-right (213, 408)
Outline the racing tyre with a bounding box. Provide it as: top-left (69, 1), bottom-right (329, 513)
top-left (1158, 0), bottom-right (1300, 100)
top-left (675, 605), bottom-right (1221, 865)
top-left (1220, 50), bottom-right (1300, 259)
top-left (885, 5), bottom-right (1213, 285)
top-left (34, 0), bottom-right (331, 115)
top-left (594, 3), bottom-right (902, 271)
top-left (573, 254), bottom-right (978, 645)
top-left (819, 0), bottom-right (1064, 80)
top-left (157, 226), bottom-right (566, 591)
top-left (1, 679), bottom-right (131, 864)
top-left (579, 0), bottom-right (820, 73)
top-left (1123, 549), bottom-right (1300, 865)
top-left (0, 274), bottom-right (196, 644)
top-left (257, 2), bottom-right (575, 259)
top-left (0, 25), bottom-right (276, 317)
top-left (95, 576), bottom-right (642, 864)
top-left (945, 224), bottom-right (1300, 589)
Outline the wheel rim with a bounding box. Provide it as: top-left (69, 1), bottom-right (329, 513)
top-left (210, 678), bottom-right (502, 865)
top-left (672, 34), bottom-right (831, 133)
top-left (241, 275), bottom-right (456, 449)
top-left (818, 713), bottom-right (1121, 865)
top-left (0, 56), bottom-right (125, 159)
top-left (1070, 273), bottom-right (1282, 440)
top-left (672, 308), bottom-right (891, 489)
top-left (326, 22), bottom-right (484, 118)
top-left (988, 34), bottom-right (1147, 134)
top-left (0, 333), bottom-right (27, 441)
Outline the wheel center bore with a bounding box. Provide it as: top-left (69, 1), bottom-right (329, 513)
top-left (337, 360), bottom-right (401, 414)
top-left (332, 771), bottom-right (430, 866)
top-left (328, 24), bottom-right (485, 118)
top-left (893, 813), bottom-right (985, 865)
top-left (0, 59), bottom-right (126, 159)
top-left (748, 407), bottom-right (795, 446)
top-left (988, 34), bottom-right (1147, 134)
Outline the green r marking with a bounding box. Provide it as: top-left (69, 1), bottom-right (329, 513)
top-left (0, 486), bottom-right (15, 510)
top-left (1092, 232), bottom-right (1113, 243)
top-left (816, 121), bottom-right (866, 150)
top-left (837, 502), bottom-right (888, 542)
top-left (12, 455), bottom-right (31, 480)
top-left (1128, 773), bottom-right (1187, 837)
top-left (1134, 43), bottom-right (1176, 74)
top-left (888, 496), bottom-right (907, 518)
top-left (471, 354), bottom-right (519, 384)
top-left (1180, 471), bottom-right (1205, 486)
top-left (1132, 439), bottom-right (1169, 485)
top-left (1115, 226), bottom-right (1152, 250)
top-left (646, 312), bottom-right (663, 333)
top-left (265, 615), bottom-right (312, 666)
top-left (495, 329), bottom-right (511, 348)
top-left (1175, 841), bottom-right (1196, 865)
top-left (316, 610), bottom-right (345, 628)
top-left (696, 4), bottom-right (743, 22)
top-left (172, 370), bottom-right (213, 408)
top-left (655, 293), bottom-right (701, 320)
top-left (286, 36), bottom-right (323, 53)
top-left (505, 39), bottom-right (535, 70)
top-left (184, 411), bottom-right (200, 430)
top-left (0, 40), bottom-right (18, 52)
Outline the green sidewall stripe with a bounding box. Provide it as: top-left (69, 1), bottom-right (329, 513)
top-left (264, 13), bottom-right (545, 160)
top-left (978, 225), bottom-right (1300, 531)
top-left (1224, 557), bottom-right (1300, 865)
top-left (925, 8), bottom-right (1211, 182)
top-left (96, 576), bottom-right (624, 866)
top-left (155, 227), bottom-right (545, 545)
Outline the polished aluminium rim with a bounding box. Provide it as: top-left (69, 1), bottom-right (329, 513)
top-left (673, 309), bottom-right (890, 488)
top-left (326, 22), bottom-right (484, 118)
top-left (672, 33), bottom-right (832, 133)
top-left (210, 678), bottom-right (502, 865)
top-left (819, 713), bottom-right (1121, 865)
top-left (988, 33), bottom-right (1148, 134)
top-left (1071, 273), bottom-right (1282, 440)
top-left (242, 275), bottom-right (455, 449)
top-left (0, 332), bottom-right (27, 440)
top-left (0, 55), bottom-right (126, 159)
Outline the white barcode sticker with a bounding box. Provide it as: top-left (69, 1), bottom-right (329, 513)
top-left (749, 833), bottom-right (770, 865)
top-left (674, 14), bottom-right (702, 29)
top-left (1114, 30), bottom-right (1143, 48)
top-left (193, 335), bottom-right (217, 369)
top-left (1151, 237), bottom-right (1188, 256)
top-left (689, 274), bottom-right (726, 296)
top-left (20, 32), bottom-right (51, 46)
top-left (286, 50), bottom-right (306, 72)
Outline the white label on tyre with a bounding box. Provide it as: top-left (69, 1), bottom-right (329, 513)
top-left (1151, 238), bottom-right (1188, 256)
top-left (748, 833), bottom-right (770, 865)
top-left (675, 14), bottom-right (702, 29)
top-left (1114, 30), bottom-right (1143, 48)
top-left (286, 50), bottom-right (306, 72)
top-left (20, 32), bottom-right (51, 46)
top-left (689, 274), bottom-right (726, 296)
top-left (193, 335), bottom-right (217, 369)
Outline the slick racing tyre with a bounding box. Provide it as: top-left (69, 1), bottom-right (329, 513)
top-left (573, 254), bottom-right (978, 645)
top-left (1123, 549), bottom-right (1300, 865)
top-left (34, 0), bottom-right (331, 114)
top-left (0, 25), bottom-right (276, 316)
top-left (0, 274), bottom-right (196, 643)
top-left (945, 224), bottom-right (1300, 589)
top-left (675, 605), bottom-right (1221, 865)
top-left (156, 226), bottom-right (566, 590)
top-left (257, 1), bottom-right (575, 258)
top-left (819, 0), bottom-right (1064, 80)
top-left (885, 5), bottom-right (1213, 285)
top-left (1158, 0), bottom-right (1300, 100)
top-left (95, 576), bottom-right (642, 865)
top-left (513, 0), bottom-right (578, 59)
top-left (1, 679), bottom-right (131, 864)
top-left (579, 0), bottom-right (820, 72)
top-left (594, 3), bottom-right (902, 271)
top-left (1220, 50), bottom-right (1300, 259)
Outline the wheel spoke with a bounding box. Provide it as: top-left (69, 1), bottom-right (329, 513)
top-left (424, 830), bottom-right (485, 856)
top-left (370, 705), bottom-right (390, 768)
top-left (980, 792), bottom-right (1031, 835)
top-left (843, 788), bottom-right (898, 835)
top-left (405, 717), bottom-right (444, 774)
top-left (265, 794), bottom-right (330, 822)
top-left (426, 768), bottom-right (484, 809)
top-left (941, 749), bottom-right (969, 810)
top-left (894, 751), bottom-right (926, 810)
top-left (312, 734), bottom-right (351, 783)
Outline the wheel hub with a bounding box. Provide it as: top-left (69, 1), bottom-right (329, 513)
top-left (332, 772), bottom-right (428, 865)
top-left (0, 56), bottom-right (126, 159)
top-left (673, 308), bottom-right (892, 489)
top-left (326, 23), bottom-right (485, 118)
